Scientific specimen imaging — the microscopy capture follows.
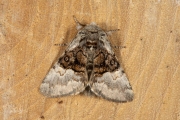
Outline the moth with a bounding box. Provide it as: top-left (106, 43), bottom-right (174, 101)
top-left (40, 16), bottom-right (134, 102)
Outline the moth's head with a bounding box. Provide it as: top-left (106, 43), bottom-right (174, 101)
top-left (83, 22), bottom-right (102, 32)
top-left (73, 16), bottom-right (119, 37)
top-left (78, 23), bottom-right (107, 40)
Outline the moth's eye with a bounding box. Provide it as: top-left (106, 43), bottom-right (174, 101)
top-left (110, 60), bottom-right (115, 65)
top-left (100, 63), bottom-right (104, 66)
top-left (101, 33), bottom-right (106, 37)
top-left (79, 31), bottom-right (85, 35)
top-left (64, 56), bottom-right (69, 62)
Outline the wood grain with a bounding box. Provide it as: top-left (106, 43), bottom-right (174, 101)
top-left (0, 0), bottom-right (180, 120)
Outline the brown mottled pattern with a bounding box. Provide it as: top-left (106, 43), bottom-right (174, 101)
top-left (59, 47), bottom-right (87, 72)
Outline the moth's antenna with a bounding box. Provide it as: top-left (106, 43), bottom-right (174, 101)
top-left (106, 29), bottom-right (120, 36)
top-left (73, 15), bottom-right (81, 24)
top-left (73, 15), bottom-right (85, 30)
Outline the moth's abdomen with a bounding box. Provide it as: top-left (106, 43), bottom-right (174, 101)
top-left (85, 39), bottom-right (98, 80)
top-left (86, 48), bottom-right (94, 80)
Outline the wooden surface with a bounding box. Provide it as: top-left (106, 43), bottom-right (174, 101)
top-left (0, 0), bottom-right (180, 120)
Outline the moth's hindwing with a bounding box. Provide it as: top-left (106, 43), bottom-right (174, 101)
top-left (90, 49), bottom-right (133, 102)
top-left (40, 47), bottom-right (88, 97)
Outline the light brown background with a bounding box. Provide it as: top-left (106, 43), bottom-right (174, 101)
top-left (0, 0), bottom-right (180, 120)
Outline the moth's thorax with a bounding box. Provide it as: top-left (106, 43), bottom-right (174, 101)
top-left (80, 24), bottom-right (106, 50)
